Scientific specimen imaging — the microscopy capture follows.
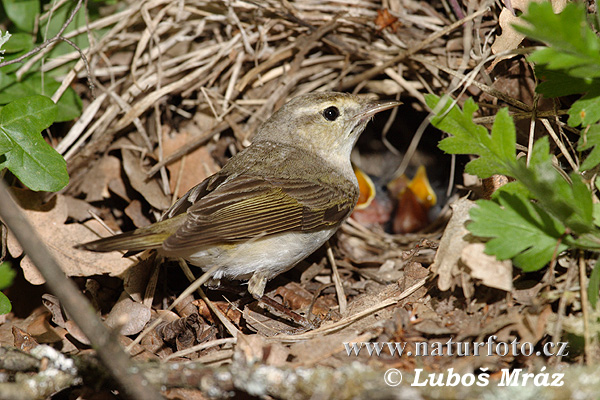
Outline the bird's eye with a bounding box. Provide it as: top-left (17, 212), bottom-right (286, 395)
top-left (322, 106), bottom-right (340, 121)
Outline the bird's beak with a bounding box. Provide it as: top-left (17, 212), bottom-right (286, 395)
top-left (356, 99), bottom-right (402, 120)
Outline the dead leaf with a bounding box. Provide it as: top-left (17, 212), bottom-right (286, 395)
top-left (288, 332), bottom-right (366, 366)
top-left (12, 326), bottom-right (39, 352)
top-left (125, 199), bottom-right (151, 228)
top-left (512, 280), bottom-right (544, 306)
top-left (165, 389), bottom-right (210, 400)
top-left (108, 175), bottom-right (131, 202)
top-left (273, 282), bottom-right (337, 319)
top-left (63, 196), bottom-right (100, 222)
top-left (41, 292), bottom-right (89, 345)
top-left (243, 304), bottom-right (299, 336)
top-left (492, 0), bottom-right (568, 58)
top-left (375, 9), bottom-right (399, 32)
top-left (517, 305), bottom-right (552, 344)
top-left (104, 292), bottom-right (151, 336)
top-left (236, 333), bottom-right (290, 367)
top-left (342, 283), bottom-right (408, 334)
top-left (5, 189), bottom-right (134, 285)
top-left (337, 234), bottom-right (375, 263)
top-left (42, 294), bottom-right (67, 327)
top-left (461, 243), bottom-right (514, 292)
top-left (26, 311), bottom-right (66, 346)
top-left (123, 253), bottom-right (159, 303)
top-left (157, 313), bottom-right (206, 354)
top-left (74, 155), bottom-right (122, 202)
top-left (122, 147), bottom-right (171, 210)
top-left (162, 129), bottom-right (219, 196)
top-left (430, 197), bottom-right (475, 291)
top-left (492, 7), bottom-right (526, 57)
top-left (413, 319), bottom-right (457, 335)
top-left (65, 320), bottom-right (90, 345)
top-left (194, 299), bottom-right (242, 326)
top-left (399, 262), bottom-right (429, 302)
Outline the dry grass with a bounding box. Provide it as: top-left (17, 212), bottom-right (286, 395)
top-left (4, 0), bottom-right (593, 397)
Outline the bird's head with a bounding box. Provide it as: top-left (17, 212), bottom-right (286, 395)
top-left (254, 92), bottom-right (401, 163)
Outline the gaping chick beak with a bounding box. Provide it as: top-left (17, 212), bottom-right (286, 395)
top-left (357, 99), bottom-right (403, 120)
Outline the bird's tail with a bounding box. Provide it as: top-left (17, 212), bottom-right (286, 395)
top-left (76, 214), bottom-right (185, 253)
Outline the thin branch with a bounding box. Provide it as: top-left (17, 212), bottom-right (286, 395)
top-left (579, 250), bottom-right (592, 366)
top-left (0, 0), bottom-right (84, 69)
top-left (52, 36), bottom-right (96, 98)
top-left (0, 182), bottom-right (163, 400)
top-left (326, 242), bottom-right (347, 315)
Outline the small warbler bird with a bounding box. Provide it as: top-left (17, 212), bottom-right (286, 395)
top-left (79, 92), bottom-right (401, 298)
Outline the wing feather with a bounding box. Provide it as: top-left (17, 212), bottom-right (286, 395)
top-left (162, 173), bottom-right (357, 252)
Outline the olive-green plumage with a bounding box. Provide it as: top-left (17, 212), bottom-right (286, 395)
top-left (78, 92), bottom-right (401, 297)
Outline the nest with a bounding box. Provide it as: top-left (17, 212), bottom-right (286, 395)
top-left (53, 0), bottom-right (481, 173)
top-left (5, 0), bottom-right (587, 398)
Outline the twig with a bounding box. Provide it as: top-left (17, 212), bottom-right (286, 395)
top-left (177, 258), bottom-right (240, 338)
top-left (0, 181), bottom-right (163, 400)
top-left (126, 262), bottom-right (233, 352)
top-left (579, 250), bottom-right (592, 365)
top-left (340, 6), bottom-right (490, 89)
top-left (164, 337), bottom-right (236, 361)
top-left (0, 0), bottom-right (84, 69)
top-left (411, 54), bottom-right (532, 112)
top-left (50, 37), bottom-right (96, 99)
top-left (326, 242), bottom-right (347, 315)
top-left (541, 118), bottom-right (578, 171)
top-left (271, 277), bottom-right (428, 343)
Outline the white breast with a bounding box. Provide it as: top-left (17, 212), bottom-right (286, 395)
top-left (167, 228), bottom-right (337, 282)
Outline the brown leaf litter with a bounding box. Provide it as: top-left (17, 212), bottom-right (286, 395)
top-left (0, 0), bottom-right (593, 397)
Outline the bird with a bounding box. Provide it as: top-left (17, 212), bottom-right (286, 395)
top-left (78, 92), bottom-right (401, 298)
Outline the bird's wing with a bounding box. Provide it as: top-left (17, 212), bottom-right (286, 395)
top-left (162, 173), bottom-right (357, 252)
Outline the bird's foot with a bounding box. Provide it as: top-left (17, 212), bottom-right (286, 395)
top-left (248, 272), bottom-right (268, 299)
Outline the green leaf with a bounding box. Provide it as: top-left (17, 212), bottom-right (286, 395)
top-left (491, 180), bottom-right (531, 200)
top-left (53, 83), bottom-right (83, 122)
top-left (571, 172), bottom-right (594, 223)
top-left (468, 192), bottom-right (569, 272)
top-left (594, 201), bottom-right (600, 227)
top-left (2, 0), bottom-right (40, 32)
top-left (0, 292), bottom-right (11, 315)
top-left (489, 107), bottom-right (517, 162)
top-left (429, 96), bottom-right (490, 155)
top-left (0, 95), bottom-right (67, 191)
top-left (514, 2), bottom-right (600, 79)
top-left (578, 125), bottom-right (600, 170)
top-left (428, 92), bottom-right (600, 264)
top-left (571, 234), bottom-right (600, 250)
top-left (426, 95), bottom-right (515, 178)
top-left (0, 72), bottom-right (16, 92)
top-left (588, 256), bottom-right (600, 309)
top-left (508, 137), bottom-right (595, 234)
top-left (534, 67), bottom-right (600, 98)
top-left (0, 46), bottom-right (33, 73)
top-left (0, 262), bottom-right (15, 289)
top-left (0, 73), bottom-right (82, 122)
top-left (3, 32), bottom-right (34, 53)
top-left (0, 262), bottom-right (14, 315)
top-left (568, 86), bottom-right (600, 126)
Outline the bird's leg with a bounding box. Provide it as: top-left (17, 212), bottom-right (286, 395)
top-left (205, 278), bottom-right (222, 290)
top-left (249, 272), bottom-right (314, 329)
top-left (248, 272), bottom-right (268, 299)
